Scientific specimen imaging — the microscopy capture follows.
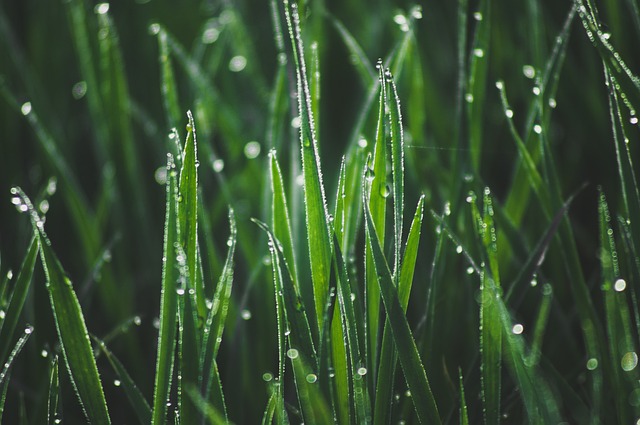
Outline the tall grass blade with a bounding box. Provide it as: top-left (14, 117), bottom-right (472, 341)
top-left (261, 387), bottom-right (278, 425)
top-left (186, 385), bottom-right (231, 425)
top-left (270, 150), bottom-right (298, 283)
top-left (283, 0), bottom-right (332, 335)
top-left (94, 336), bottom-right (152, 424)
top-left (152, 154), bottom-right (180, 425)
top-left (364, 189), bottom-right (440, 424)
top-left (157, 29), bottom-right (182, 133)
top-left (374, 195), bottom-right (424, 425)
top-left (0, 325), bottom-right (32, 387)
top-left (329, 15), bottom-right (376, 87)
top-left (0, 373), bottom-right (7, 423)
top-left (387, 72), bottom-right (404, 278)
top-left (459, 369), bottom-right (469, 425)
top-left (0, 237), bottom-right (37, 366)
top-left (12, 188), bottom-right (111, 424)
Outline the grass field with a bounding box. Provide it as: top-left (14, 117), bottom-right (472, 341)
top-left (1, 0), bottom-right (640, 423)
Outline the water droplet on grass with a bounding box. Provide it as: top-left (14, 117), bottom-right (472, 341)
top-left (465, 93), bottom-right (474, 103)
top-left (286, 349), bottom-right (299, 359)
top-left (291, 116), bottom-right (301, 129)
top-left (522, 65), bottom-right (535, 79)
top-left (72, 81), bottom-right (87, 99)
top-left (512, 324), bottom-right (524, 334)
top-left (306, 373), bottom-right (317, 383)
top-left (473, 12), bottom-right (483, 21)
top-left (176, 288), bottom-right (185, 296)
top-left (505, 109), bottom-right (514, 118)
top-left (229, 55), bottom-right (247, 72)
top-left (21, 102), bottom-right (32, 116)
top-left (262, 372), bottom-right (273, 382)
top-left (615, 278), bottom-right (627, 292)
top-left (548, 98), bottom-right (557, 108)
top-left (114, 379), bottom-right (121, 387)
top-left (133, 316), bottom-right (142, 326)
top-left (586, 358), bottom-right (598, 370)
top-left (41, 349), bottom-right (48, 358)
top-left (39, 200), bottom-right (49, 214)
top-left (148, 23), bottom-right (160, 35)
top-left (241, 309), bottom-right (252, 320)
top-left (456, 245), bottom-right (463, 254)
top-left (533, 124), bottom-right (542, 134)
top-left (154, 166), bottom-right (167, 185)
top-left (532, 86), bottom-right (541, 96)
top-left (357, 367), bottom-right (367, 376)
top-left (473, 48), bottom-right (484, 58)
top-left (622, 352), bottom-right (638, 371)
top-left (380, 184), bottom-right (390, 198)
top-left (95, 3), bottom-right (110, 15)
top-left (358, 137), bottom-right (368, 148)
top-left (466, 267), bottom-right (474, 275)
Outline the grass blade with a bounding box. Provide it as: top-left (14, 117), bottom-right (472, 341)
top-left (12, 188), bottom-right (111, 424)
top-left (152, 154), bottom-right (180, 425)
top-left (283, 0), bottom-right (333, 335)
top-left (0, 237), bottom-right (37, 366)
top-left (94, 336), bottom-right (152, 425)
top-left (0, 325), bottom-right (33, 387)
top-left (157, 29), bottom-right (182, 133)
top-left (48, 357), bottom-right (60, 424)
top-left (386, 71), bottom-right (404, 277)
top-left (364, 187), bottom-right (440, 425)
top-left (459, 369), bottom-right (469, 425)
top-left (329, 15), bottom-right (376, 87)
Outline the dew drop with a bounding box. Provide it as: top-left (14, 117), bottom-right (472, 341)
top-left (114, 379), bottom-right (121, 387)
top-left (380, 184), bottom-right (391, 198)
top-left (0, 310), bottom-right (4, 320)
top-left (586, 358), bottom-right (598, 370)
top-left (357, 367), bottom-right (367, 376)
top-left (212, 158), bottom-right (225, 173)
top-left (24, 326), bottom-right (33, 335)
top-left (21, 102), bottom-right (32, 116)
top-left (615, 278), bottom-right (627, 292)
top-left (41, 349), bottom-right (48, 358)
top-left (291, 116), bottom-right (301, 129)
top-left (512, 324), bottom-right (524, 335)
top-left (473, 12), bottom-right (482, 21)
top-left (622, 352), bottom-right (638, 371)
top-left (306, 373), bottom-right (318, 383)
top-left (95, 3), bottom-right (109, 14)
top-left (548, 98), bottom-right (557, 108)
top-left (456, 245), bottom-right (463, 254)
top-left (522, 65), bottom-right (535, 79)
top-left (631, 116), bottom-right (639, 125)
top-left (133, 316), bottom-right (142, 326)
top-left (444, 201), bottom-right (451, 216)
top-left (532, 86), bottom-right (541, 96)
top-left (176, 288), bottom-right (185, 296)
top-left (241, 309), bottom-right (252, 320)
top-left (465, 93), bottom-right (474, 103)
top-left (533, 124), bottom-right (542, 134)
top-left (244, 141), bottom-right (261, 159)
top-left (466, 267), bottom-right (474, 275)
top-left (262, 372), bottom-right (273, 382)
top-left (39, 200), bottom-right (50, 214)
top-left (365, 168), bottom-right (375, 182)
top-left (229, 55), bottom-right (247, 72)
top-left (358, 137), bottom-right (368, 148)
top-left (411, 7), bottom-right (423, 19)
top-left (153, 317), bottom-right (160, 329)
top-left (72, 81), bottom-right (87, 100)
top-left (473, 48), bottom-right (484, 58)
top-left (286, 348), bottom-right (299, 359)
top-left (148, 23), bottom-right (160, 35)
top-left (505, 109), bottom-right (514, 118)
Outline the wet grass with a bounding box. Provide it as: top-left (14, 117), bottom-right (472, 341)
top-left (1, 0), bottom-right (640, 423)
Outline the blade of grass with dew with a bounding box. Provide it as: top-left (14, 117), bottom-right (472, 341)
top-left (93, 336), bottom-right (152, 424)
top-left (528, 283), bottom-right (553, 366)
top-left (48, 356), bottom-right (60, 424)
top-left (467, 0), bottom-right (491, 172)
top-left (288, 348), bottom-right (333, 425)
top-left (386, 70), bottom-right (404, 277)
top-left (471, 189), bottom-right (502, 425)
top-left (186, 385), bottom-right (231, 425)
top-left (0, 324), bottom-right (33, 387)
top-left (607, 71), bottom-right (640, 269)
top-left (459, 369), bottom-right (469, 425)
top-left (333, 234), bottom-right (372, 424)
top-left (598, 190), bottom-right (633, 423)
top-left (152, 154), bottom-right (180, 425)
top-left (0, 372), bottom-right (7, 423)
top-left (330, 159), bottom-right (351, 425)
top-left (13, 188), bottom-right (111, 424)
top-left (201, 208), bottom-right (236, 417)
top-left (283, 0), bottom-right (332, 336)
top-left (261, 386), bottom-right (278, 425)
top-left (366, 62), bottom-right (389, 373)
top-left (0, 237), bottom-right (37, 366)
top-left (364, 189), bottom-right (440, 425)
top-left (270, 150), bottom-right (298, 284)
top-left (374, 195), bottom-right (425, 425)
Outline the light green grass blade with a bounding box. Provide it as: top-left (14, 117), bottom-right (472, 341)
top-left (261, 386), bottom-right (278, 425)
top-left (48, 356), bottom-right (60, 425)
top-left (283, 0), bottom-right (332, 335)
top-left (0, 325), bottom-right (32, 387)
top-left (12, 188), bottom-right (111, 424)
top-left (152, 154), bottom-right (180, 425)
top-left (459, 368), bottom-right (469, 425)
top-left (471, 189), bottom-right (502, 425)
top-left (270, 150), bottom-right (298, 284)
top-left (387, 72), bottom-right (405, 277)
top-left (0, 374), bottom-right (6, 423)
top-left (333, 235), bottom-right (372, 424)
top-left (94, 336), bottom-right (151, 424)
top-left (528, 283), bottom-right (553, 367)
top-left (374, 195), bottom-right (424, 425)
top-left (366, 63), bottom-right (390, 372)
top-left (288, 348), bottom-right (333, 425)
top-left (467, 0), bottom-right (491, 172)
top-left (0, 237), bottom-right (37, 366)
top-left (364, 189), bottom-right (440, 425)
top-left (187, 385), bottom-right (232, 425)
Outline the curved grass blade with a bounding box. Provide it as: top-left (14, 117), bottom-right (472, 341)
top-left (152, 154), bottom-right (180, 425)
top-left (12, 188), bottom-right (111, 424)
top-left (261, 387), bottom-right (278, 425)
top-left (329, 15), bottom-right (376, 87)
top-left (93, 336), bottom-right (152, 424)
top-left (0, 325), bottom-right (33, 387)
top-left (48, 356), bottom-right (60, 424)
top-left (288, 349), bottom-right (333, 425)
top-left (364, 189), bottom-right (440, 425)
top-left (0, 237), bottom-right (37, 366)
top-left (157, 29), bottom-right (182, 133)
top-left (282, 0), bottom-right (333, 335)
top-left (186, 385), bottom-right (231, 425)
top-left (374, 195), bottom-right (424, 425)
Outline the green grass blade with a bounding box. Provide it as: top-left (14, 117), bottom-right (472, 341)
top-left (333, 235), bottom-right (372, 424)
top-left (364, 189), bottom-right (440, 425)
top-left (459, 369), bottom-right (469, 425)
top-left (93, 336), bottom-right (152, 425)
top-left (186, 385), bottom-right (231, 425)
top-left (261, 386), bottom-right (278, 425)
top-left (0, 325), bottom-right (32, 387)
top-left (12, 188), bottom-right (111, 424)
top-left (157, 29), bottom-right (182, 133)
top-left (283, 0), bottom-right (333, 335)
top-left (48, 356), bottom-right (60, 424)
top-left (270, 150), bottom-right (298, 284)
top-left (0, 237), bottom-right (37, 366)
top-left (374, 195), bottom-right (424, 425)
top-left (288, 348), bottom-right (333, 425)
top-left (152, 154), bottom-right (180, 425)
top-left (467, 0), bottom-right (491, 172)
top-left (329, 15), bottom-right (376, 87)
